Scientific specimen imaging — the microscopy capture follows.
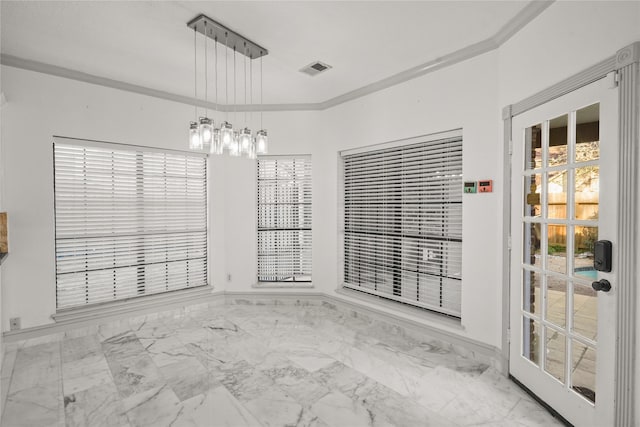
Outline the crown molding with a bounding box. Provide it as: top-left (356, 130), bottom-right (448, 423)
top-left (615, 41), bottom-right (640, 68)
top-left (492, 0), bottom-right (554, 46)
top-left (319, 0), bottom-right (554, 110)
top-left (0, 1), bottom-right (554, 112)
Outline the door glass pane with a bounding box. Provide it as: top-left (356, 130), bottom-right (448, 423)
top-left (572, 341), bottom-right (596, 404)
top-left (525, 123), bottom-right (543, 170)
top-left (524, 174), bottom-right (542, 217)
top-left (523, 317), bottom-right (540, 366)
top-left (546, 276), bottom-right (566, 327)
top-left (574, 226), bottom-right (598, 279)
top-left (576, 103), bottom-right (600, 162)
top-left (547, 224), bottom-right (567, 274)
top-left (544, 327), bottom-right (566, 384)
top-left (573, 283), bottom-right (598, 341)
top-left (575, 166), bottom-right (599, 220)
top-left (547, 171), bottom-right (567, 219)
top-left (548, 114), bottom-right (569, 167)
top-left (523, 222), bottom-right (541, 267)
top-left (523, 269), bottom-right (541, 317)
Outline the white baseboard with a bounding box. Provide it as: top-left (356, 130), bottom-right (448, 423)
top-left (325, 291), bottom-right (505, 373)
top-left (224, 289), bottom-right (505, 373)
top-left (3, 286), bottom-right (224, 343)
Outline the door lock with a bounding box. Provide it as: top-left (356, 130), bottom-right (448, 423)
top-left (592, 279), bottom-right (611, 292)
top-left (594, 240), bottom-right (612, 272)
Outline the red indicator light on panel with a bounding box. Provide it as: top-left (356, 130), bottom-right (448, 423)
top-left (478, 180), bottom-right (493, 193)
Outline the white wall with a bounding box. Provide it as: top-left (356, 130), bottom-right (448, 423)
top-left (316, 52), bottom-right (503, 347)
top-left (222, 110), bottom-right (321, 292)
top-left (498, 1), bottom-right (640, 107)
top-left (1, 1), bottom-right (639, 358)
top-left (305, 0), bottom-right (640, 351)
top-left (0, 67), bottom-right (232, 328)
top-left (0, 66), bottom-right (322, 329)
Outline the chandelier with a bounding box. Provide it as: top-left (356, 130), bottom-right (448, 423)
top-left (187, 15), bottom-right (268, 158)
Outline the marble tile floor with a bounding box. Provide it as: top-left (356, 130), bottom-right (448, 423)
top-left (0, 303), bottom-right (563, 427)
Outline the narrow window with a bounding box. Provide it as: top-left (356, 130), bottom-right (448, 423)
top-left (53, 139), bottom-right (208, 310)
top-left (342, 133), bottom-right (462, 317)
top-left (257, 156), bottom-right (312, 284)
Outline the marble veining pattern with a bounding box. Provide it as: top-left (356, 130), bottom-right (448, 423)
top-left (1, 303), bottom-right (563, 426)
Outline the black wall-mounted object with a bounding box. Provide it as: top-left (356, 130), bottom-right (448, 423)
top-left (594, 240), bottom-right (612, 272)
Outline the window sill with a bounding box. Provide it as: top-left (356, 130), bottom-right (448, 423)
top-left (51, 286), bottom-right (217, 324)
top-left (253, 282), bottom-right (314, 289)
top-left (335, 286), bottom-right (464, 331)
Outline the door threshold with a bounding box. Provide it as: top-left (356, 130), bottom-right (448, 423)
top-left (509, 375), bottom-right (573, 427)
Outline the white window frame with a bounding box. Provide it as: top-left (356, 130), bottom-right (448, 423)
top-left (256, 154), bottom-right (312, 287)
top-left (53, 137), bottom-right (209, 311)
top-left (338, 129), bottom-right (463, 318)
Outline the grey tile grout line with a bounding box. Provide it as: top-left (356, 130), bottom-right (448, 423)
top-left (57, 340), bottom-right (64, 427)
top-left (1, 349), bottom-right (17, 425)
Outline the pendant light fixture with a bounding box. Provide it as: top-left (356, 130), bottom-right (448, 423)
top-left (211, 35), bottom-right (223, 155)
top-left (248, 52), bottom-right (257, 160)
top-left (219, 31), bottom-right (234, 149)
top-left (198, 21), bottom-right (213, 152)
top-left (239, 43), bottom-right (252, 155)
top-left (255, 51), bottom-right (268, 155)
top-left (228, 46), bottom-right (241, 157)
top-left (189, 27), bottom-right (202, 150)
top-left (187, 14), bottom-right (269, 158)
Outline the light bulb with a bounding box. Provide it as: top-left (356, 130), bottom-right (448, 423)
top-left (248, 138), bottom-right (257, 160)
top-left (239, 128), bottom-right (252, 155)
top-left (256, 129), bottom-right (268, 154)
top-left (199, 117), bottom-right (213, 152)
top-left (220, 121), bottom-right (234, 148)
top-left (229, 131), bottom-right (241, 157)
top-left (189, 121), bottom-right (202, 150)
top-left (211, 128), bottom-right (223, 155)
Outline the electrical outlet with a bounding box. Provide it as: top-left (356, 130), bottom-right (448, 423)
top-left (9, 317), bottom-right (20, 331)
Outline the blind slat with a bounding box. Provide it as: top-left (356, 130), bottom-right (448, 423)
top-left (343, 136), bottom-right (463, 317)
top-left (257, 157), bottom-right (312, 283)
top-left (54, 141), bottom-right (208, 310)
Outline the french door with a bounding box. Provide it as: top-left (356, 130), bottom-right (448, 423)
top-left (510, 77), bottom-right (618, 426)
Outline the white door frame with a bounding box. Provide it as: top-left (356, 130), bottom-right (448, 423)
top-left (501, 42), bottom-right (640, 425)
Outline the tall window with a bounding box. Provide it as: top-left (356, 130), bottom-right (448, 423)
top-left (54, 138), bottom-right (208, 310)
top-left (341, 132), bottom-right (463, 317)
top-left (257, 156), bottom-right (312, 283)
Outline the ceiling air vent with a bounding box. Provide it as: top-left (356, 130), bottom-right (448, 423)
top-left (300, 61), bottom-right (332, 77)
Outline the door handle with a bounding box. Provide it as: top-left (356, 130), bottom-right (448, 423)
top-left (592, 279), bottom-right (611, 292)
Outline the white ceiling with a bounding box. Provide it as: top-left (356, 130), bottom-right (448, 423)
top-left (1, 1), bottom-right (533, 106)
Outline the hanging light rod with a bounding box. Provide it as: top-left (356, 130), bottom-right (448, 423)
top-left (187, 14), bottom-right (268, 59)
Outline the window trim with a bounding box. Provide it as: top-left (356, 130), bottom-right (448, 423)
top-left (52, 136), bottom-right (210, 311)
top-left (338, 128), bottom-right (463, 317)
top-left (255, 154), bottom-right (313, 287)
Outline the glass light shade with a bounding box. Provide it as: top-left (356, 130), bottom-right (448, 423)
top-left (211, 128), bottom-right (223, 155)
top-left (189, 121), bottom-right (202, 150)
top-left (248, 138), bottom-right (257, 160)
top-left (199, 117), bottom-right (213, 152)
top-left (220, 121), bottom-right (234, 148)
top-left (229, 131), bottom-right (242, 157)
top-left (228, 131), bottom-right (241, 157)
top-left (256, 129), bottom-right (268, 154)
top-left (239, 128), bottom-right (252, 154)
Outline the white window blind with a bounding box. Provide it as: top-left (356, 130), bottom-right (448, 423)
top-left (342, 134), bottom-right (463, 317)
top-left (257, 156), bottom-right (312, 283)
top-left (53, 139), bottom-right (208, 310)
